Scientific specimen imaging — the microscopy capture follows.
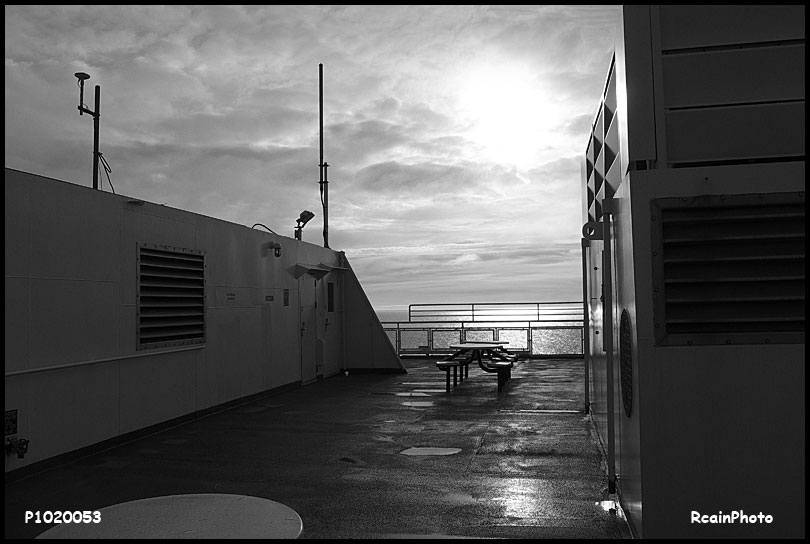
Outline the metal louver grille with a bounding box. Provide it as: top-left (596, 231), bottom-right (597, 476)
top-left (652, 192), bottom-right (804, 345)
top-left (619, 309), bottom-right (633, 417)
top-left (137, 243), bottom-right (205, 349)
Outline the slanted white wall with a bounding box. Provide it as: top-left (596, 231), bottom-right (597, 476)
top-left (342, 260), bottom-right (405, 373)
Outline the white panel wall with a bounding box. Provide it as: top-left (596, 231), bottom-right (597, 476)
top-left (610, 180), bottom-right (643, 533)
top-left (584, 5), bottom-right (805, 538)
top-left (664, 103), bottom-right (805, 163)
top-left (5, 168), bottom-right (400, 473)
top-left (7, 363), bottom-right (120, 464)
top-left (629, 165), bottom-right (805, 538)
top-left (342, 261), bottom-right (404, 373)
top-left (119, 351), bottom-right (198, 434)
top-left (657, 5), bottom-right (805, 49)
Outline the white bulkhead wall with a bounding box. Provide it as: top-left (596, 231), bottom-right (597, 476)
top-left (4, 167), bottom-right (403, 473)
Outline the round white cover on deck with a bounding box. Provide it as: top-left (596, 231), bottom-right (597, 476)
top-left (36, 493), bottom-right (302, 539)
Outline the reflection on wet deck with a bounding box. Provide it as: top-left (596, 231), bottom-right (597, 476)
top-left (5, 358), bottom-right (632, 539)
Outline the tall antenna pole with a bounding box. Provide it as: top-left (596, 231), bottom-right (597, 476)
top-left (319, 63), bottom-right (330, 248)
top-left (92, 85), bottom-right (101, 191)
top-left (75, 72), bottom-right (101, 190)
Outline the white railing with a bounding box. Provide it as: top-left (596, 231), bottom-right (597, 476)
top-left (382, 302), bottom-right (584, 358)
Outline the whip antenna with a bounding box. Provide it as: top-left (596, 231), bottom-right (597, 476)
top-left (319, 63), bottom-right (330, 248)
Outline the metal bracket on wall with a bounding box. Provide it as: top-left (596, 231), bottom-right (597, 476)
top-left (582, 221), bottom-right (604, 241)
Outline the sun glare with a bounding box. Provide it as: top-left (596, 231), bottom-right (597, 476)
top-left (457, 63), bottom-right (558, 169)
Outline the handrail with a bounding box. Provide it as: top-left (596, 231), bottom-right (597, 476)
top-left (408, 301), bottom-right (583, 323)
top-left (384, 302), bottom-right (585, 357)
top-left (382, 317), bottom-right (584, 358)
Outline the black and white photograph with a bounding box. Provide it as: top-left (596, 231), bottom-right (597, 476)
top-left (5, 4), bottom-right (805, 539)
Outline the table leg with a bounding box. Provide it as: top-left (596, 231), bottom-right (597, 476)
top-left (491, 350), bottom-right (511, 362)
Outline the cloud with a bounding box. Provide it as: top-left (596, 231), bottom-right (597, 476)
top-left (4, 4), bottom-right (620, 309)
top-left (348, 238), bottom-right (584, 310)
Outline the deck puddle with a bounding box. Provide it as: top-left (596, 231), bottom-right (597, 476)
top-left (400, 447), bottom-right (462, 456)
top-left (401, 401), bottom-right (434, 407)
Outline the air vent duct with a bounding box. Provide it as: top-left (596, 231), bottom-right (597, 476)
top-left (137, 243), bottom-right (206, 349)
top-left (651, 192), bottom-right (804, 345)
top-left (619, 309), bottom-right (633, 417)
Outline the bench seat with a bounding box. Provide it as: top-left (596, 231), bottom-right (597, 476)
top-left (436, 360), bottom-right (462, 391)
top-left (478, 360), bottom-right (513, 392)
top-left (436, 346), bottom-right (516, 393)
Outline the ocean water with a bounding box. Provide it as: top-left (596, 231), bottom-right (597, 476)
top-left (375, 309), bottom-right (409, 323)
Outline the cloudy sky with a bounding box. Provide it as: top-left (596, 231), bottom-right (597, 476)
top-left (5, 5), bottom-right (620, 314)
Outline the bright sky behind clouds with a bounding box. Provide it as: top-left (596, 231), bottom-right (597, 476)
top-left (5, 5), bottom-right (621, 314)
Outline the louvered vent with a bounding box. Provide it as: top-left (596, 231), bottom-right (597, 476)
top-left (652, 192), bottom-right (804, 346)
top-left (137, 243), bottom-right (206, 350)
top-left (619, 309), bottom-right (633, 417)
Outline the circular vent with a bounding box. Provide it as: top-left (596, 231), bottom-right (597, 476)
top-left (619, 309), bottom-right (633, 418)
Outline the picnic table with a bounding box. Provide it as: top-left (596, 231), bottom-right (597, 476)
top-left (436, 342), bottom-right (516, 392)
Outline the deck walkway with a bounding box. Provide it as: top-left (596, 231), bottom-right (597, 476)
top-left (5, 357), bottom-right (631, 539)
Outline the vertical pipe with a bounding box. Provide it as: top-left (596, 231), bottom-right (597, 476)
top-left (297, 277), bottom-right (304, 380)
top-left (581, 238), bottom-right (591, 414)
top-left (602, 198), bottom-right (616, 494)
top-left (92, 85), bottom-right (100, 190)
top-left (340, 264), bottom-right (347, 373)
top-left (323, 166), bottom-right (329, 248)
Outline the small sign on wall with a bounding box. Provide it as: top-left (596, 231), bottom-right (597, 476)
top-left (5, 410), bottom-right (17, 436)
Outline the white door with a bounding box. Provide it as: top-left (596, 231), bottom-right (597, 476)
top-left (299, 276), bottom-right (318, 383)
top-left (319, 275), bottom-right (343, 376)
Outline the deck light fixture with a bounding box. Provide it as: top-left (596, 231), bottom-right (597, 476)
top-left (295, 210), bottom-right (315, 240)
top-left (253, 224), bottom-right (282, 257)
top-left (263, 241), bottom-right (282, 258)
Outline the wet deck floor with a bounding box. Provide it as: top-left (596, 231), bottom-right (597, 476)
top-left (4, 357), bottom-right (632, 539)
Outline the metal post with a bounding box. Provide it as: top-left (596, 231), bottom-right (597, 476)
top-left (602, 198), bottom-right (616, 494)
top-left (323, 163), bottom-right (329, 248)
top-left (581, 237), bottom-right (591, 414)
top-left (92, 85), bottom-right (100, 190)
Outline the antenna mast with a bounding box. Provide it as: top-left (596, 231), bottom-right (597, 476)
top-left (319, 63), bottom-right (330, 248)
top-left (74, 72), bottom-right (101, 190)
